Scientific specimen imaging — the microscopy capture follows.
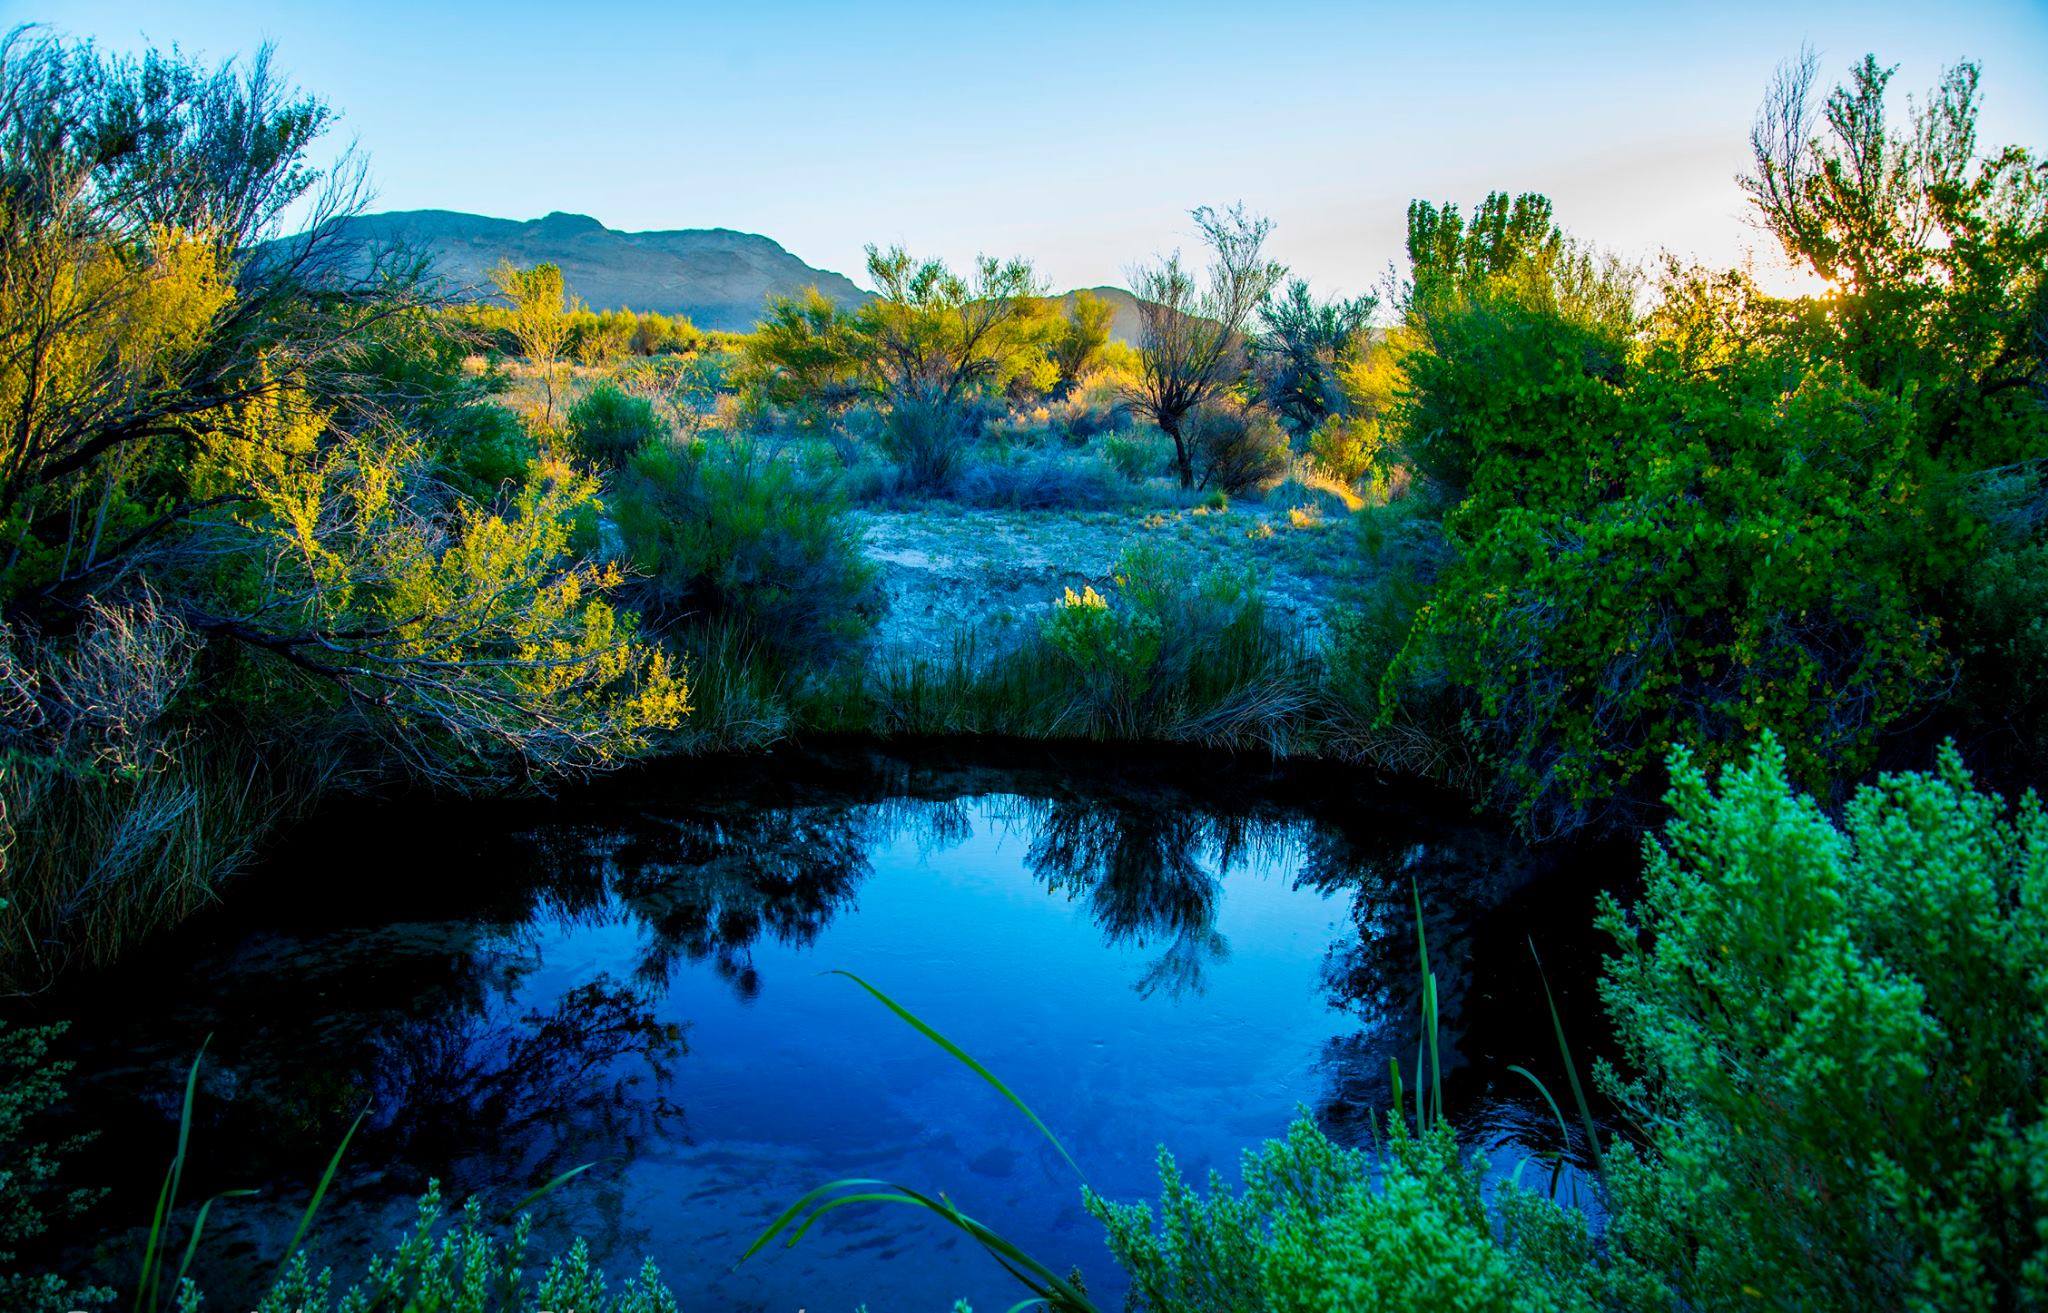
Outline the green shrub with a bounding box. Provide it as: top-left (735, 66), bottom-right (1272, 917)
top-left (433, 402), bottom-right (535, 498)
top-left (1186, 403), bottom-right (1289, 495)
top-left (1392, 344), bottom-right (1951, 833)
top-left (1091, 1116), bottom-right (1594, 1313)
top-left (1592, 735), bottom-right (2048, 1311)
top-left (1033, 542), bottom-right (1310, 744)
top-left (254, 1186), bottom-right (679, 1313)
top-left (567, 383), bottom-right (666, 468)
top-left (0, 1021), bottom-right (107, 1313)
top-left (956, 452), bottom-right (1127, 510)
top-left (1949, 532), bottom-right (2048, 757)
top-left (878, 399), bottom-right (971, 490)
top-left (1052, 395), bottom-right (1132, 442)
top-left (1305, 415), bottom-right (1384, 489)
top-left (613, 438), bottom-right (882, 660)
top-left (1093, 737), bottom-right (2048, 1312)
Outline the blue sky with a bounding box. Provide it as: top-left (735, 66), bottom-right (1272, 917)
top-left (20, 1), bottom-right (2048, 296)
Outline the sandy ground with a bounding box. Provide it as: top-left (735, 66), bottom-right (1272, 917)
top-left (858, 502), bottom-right (1352, 663)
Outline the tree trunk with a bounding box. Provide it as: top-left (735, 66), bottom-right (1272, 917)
top-left (1164, 420), bottom-right (1194, 489)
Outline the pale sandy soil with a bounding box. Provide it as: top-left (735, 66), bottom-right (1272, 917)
top-left (857, 502), bottom-right (1352, 663)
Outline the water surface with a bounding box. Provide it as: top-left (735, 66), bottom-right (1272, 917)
top-left (37, 742), bottom-right (1621, 1311)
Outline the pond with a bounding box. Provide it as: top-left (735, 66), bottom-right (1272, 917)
top-left (33, 741), bottom-right (1627, 1312)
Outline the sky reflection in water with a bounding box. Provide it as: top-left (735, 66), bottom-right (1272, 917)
top-left (43, 747), bottom-right (1608, 1311)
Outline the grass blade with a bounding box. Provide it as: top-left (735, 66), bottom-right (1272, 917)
top-left (136, 1035), bottom-right (210, 1313)
top-left (736, 1177), bottom-right (891, 1266)
top-left (829, 970), bottom-right (1084, 1181)
top-left (782, 1191), bottom-right (925, 1248)
top-left (890, 1184), bottom-right (1098, 1309)
top-left (505, 1162), bottom-right (598, 1219)
top-left (1506, 1064), bottom-right (1571, 1153)
top-left (173, 1188), bottom-right (259, 1293)
top-left (1410, 880), bottom-right (1442, 1129)
top-left (1529, 938), bottom-right (1605, 1179)
top-left (274, 1102), bottom-right (367, 1278)
top-left (740, 1177), bottom-right (1102, 1312)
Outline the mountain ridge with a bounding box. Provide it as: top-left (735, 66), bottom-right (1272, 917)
top-left (319, 209), bottom-right (870, 332)
top-left (319, 209), bottom-right (1146, 339)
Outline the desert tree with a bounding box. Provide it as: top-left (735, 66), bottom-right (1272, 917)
top-left (738, 287), bottom-right (866, 433)
top-left (1254, 278), bottom-right (1377, 437)
top-left (1743, 49), bottom-right (2047, 463)
top-left (1048, 288), bottom-right (1115, 398)
top-left (1127, 205), bottom-right (1287, 487)
top-left (490, 259), bottom-right (578, 425)
top-left (855, 246), bottom-right (1043, 486)
top-left (858, 245), bottom-right (1043, 407)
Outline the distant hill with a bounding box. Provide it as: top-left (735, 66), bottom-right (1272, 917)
top-left (314, 209), bottom-right (1151, 340)
top-left (317, 209), bottom-right (871, 332)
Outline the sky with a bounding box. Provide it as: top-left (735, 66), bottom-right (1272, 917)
top-left (19, 0), bottom-right (2048, 297)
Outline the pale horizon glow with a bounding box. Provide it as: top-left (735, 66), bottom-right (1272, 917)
top-left (14, 0), bottom-right (2048, 300)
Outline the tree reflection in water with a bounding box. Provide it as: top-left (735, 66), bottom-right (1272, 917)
top-left (372, 974), bottom-right (687, 1193)
top-left (1002, 796), bottom-right (1307, 999)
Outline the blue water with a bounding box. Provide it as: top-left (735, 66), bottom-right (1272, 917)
top-left (38, 746), bottom-right (1610, 1311)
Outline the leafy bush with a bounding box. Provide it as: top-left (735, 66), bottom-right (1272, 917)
top-left (613, 438), bottom-right (882, 660)
top-left (433, 402), bottom-right (535, 499)
top-left (1391, 340), bottom-right (1951, 833)
top-left (1186, 403), bottom-right (1289, 495)
top-left (1304, 415), bottom-right (1384, 488)
top-left (255, 1185), bottom-right (679, 1313)
top-left (1362, 58), bottom-right (2047, 831)
top-left (567, 383), bottom-right (666, 468)
top-left (1091, 1116), bottom-right (1592, 1313)
top-left (878, 399), bottom-right (972, 491)
top-left (1092, 737), bottom-right (2048, 1312)
top-left (1051, 395), bottom-right (1133, 442)
top-left (1592, 735), bottom-right (2048, 1311)
top-left (1034, 543), bottom-right (1309, 743)
top-left (1961, 465), bottom-right (2048, 758)
top-left (1263, 473), bottom-right (1358, 519)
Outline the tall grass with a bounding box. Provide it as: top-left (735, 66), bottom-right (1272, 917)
top-left (0, 736), bottom-right (328, 990)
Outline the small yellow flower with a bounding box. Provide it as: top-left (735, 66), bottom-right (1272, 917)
top-left (1057, 585), bottom-right (1108, 611)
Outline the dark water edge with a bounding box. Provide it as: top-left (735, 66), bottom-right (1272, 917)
top-left (19, 736), bottom-right (1637, 1312)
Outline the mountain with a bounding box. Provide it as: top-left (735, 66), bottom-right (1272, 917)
top-left (314, 210), bottom-right (1154, 341)
top-left (321, 209), bottom-right (870, 332)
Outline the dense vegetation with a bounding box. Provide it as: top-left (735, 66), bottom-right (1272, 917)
top-left (1090, 735), bottom-right (2048, 1311)
top-left (0, 22), bottom-right (2043, 1313)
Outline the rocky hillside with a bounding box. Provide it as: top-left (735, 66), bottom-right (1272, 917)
top-left (321, 209), bottom-right (870, 331)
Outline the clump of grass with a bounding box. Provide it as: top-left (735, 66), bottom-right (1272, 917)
top-left (1101, 429), bottom-right (1172, 483)
top-left (0, 736), bottom-right (327, 990)
top-left (865, 543), bottom-right (1319, 754)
